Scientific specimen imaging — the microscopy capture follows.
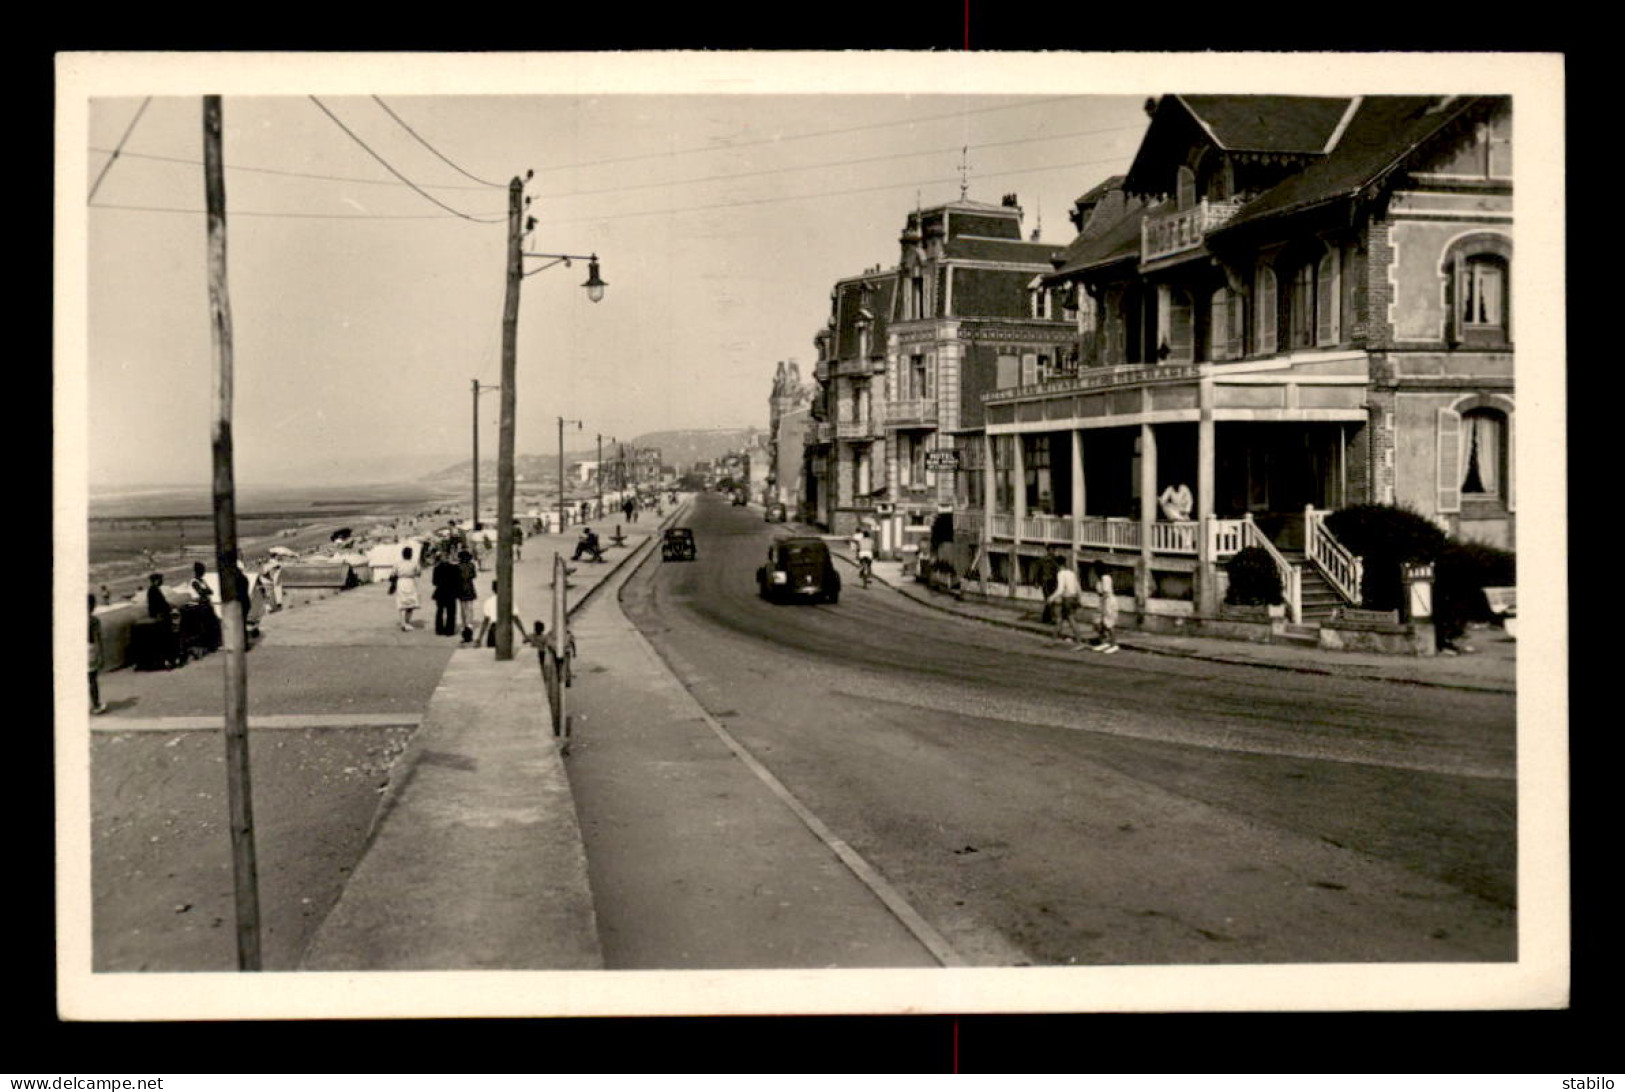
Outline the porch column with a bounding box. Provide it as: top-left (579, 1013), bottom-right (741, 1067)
top-left (1196, 373), bottom-right (1218, 616)
top-left (1138, 420), bottom-right (1157, 619)
top-left (1070, 427), bottom-right (1084, 560)
top-left (1011, 432), bottom-right (1026, 598)
top-left (982, 431), bottom-right (995, 586)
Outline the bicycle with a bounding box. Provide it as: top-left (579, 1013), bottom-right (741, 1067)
top-left (857, 554), bottom-right (873, 588)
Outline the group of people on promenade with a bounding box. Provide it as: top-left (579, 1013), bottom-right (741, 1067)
top-left (389, 517), bottom-right (539, 649)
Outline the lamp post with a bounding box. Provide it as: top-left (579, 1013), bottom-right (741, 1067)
top-left (471, 379), bottom-right (499, 537)
top-left (489, 179), bottom-right (606, 661)
top-left (559, 416), bottom-right (583, 540)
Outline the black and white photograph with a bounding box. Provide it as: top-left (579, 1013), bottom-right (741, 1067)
top-left (53, 51), bottom-right (1567, 1020)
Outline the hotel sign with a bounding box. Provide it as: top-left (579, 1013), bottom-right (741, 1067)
top-left (925, 450), bottom-right (960, 471)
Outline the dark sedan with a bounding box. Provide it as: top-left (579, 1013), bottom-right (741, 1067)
top-left (756, 537), bottom-right (840, 604)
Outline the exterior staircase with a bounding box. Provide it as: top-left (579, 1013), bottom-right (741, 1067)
top-left (1279, 550), bottom-right (1348, 624)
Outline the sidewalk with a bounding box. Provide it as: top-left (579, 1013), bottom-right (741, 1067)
top-left (799, 527), bottom-right (1514, 695)
top-left (298, 517), bottom-right (669, 971)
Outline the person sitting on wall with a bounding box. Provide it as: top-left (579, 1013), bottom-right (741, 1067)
top-left (570, 527), bottom-right (606, 563)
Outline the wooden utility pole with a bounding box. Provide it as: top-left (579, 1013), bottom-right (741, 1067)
top-left (203, 95), bottom-right (261, 971)
top-left (472, 378), bottom-right (481, 535)
top-left (496, 177), bottom-right (523, 660)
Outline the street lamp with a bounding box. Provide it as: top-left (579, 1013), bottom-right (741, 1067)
top-left (471, 380), bottom-right (499, 542)
top-left (490, 176), bottom-right (607, 661)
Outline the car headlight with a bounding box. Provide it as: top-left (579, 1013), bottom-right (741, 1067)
top-left (771, 571), bottom-right (788, 584)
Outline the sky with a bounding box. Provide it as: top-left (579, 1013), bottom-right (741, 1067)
top-left (78, 71), bottom-right (1152, 485)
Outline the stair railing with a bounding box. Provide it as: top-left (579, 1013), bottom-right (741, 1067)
top-left (1304, 505), bottom-right (1363, 607)
top-left (1239, 513), bottom-right (1301, 624)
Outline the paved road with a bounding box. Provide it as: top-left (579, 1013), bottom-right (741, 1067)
top-left (590, 492), bottom-right (1516, 967)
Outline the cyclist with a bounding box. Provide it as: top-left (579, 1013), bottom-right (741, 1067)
top-left (852, 527), bottom-right (876, 587)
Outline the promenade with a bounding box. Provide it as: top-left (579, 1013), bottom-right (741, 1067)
top-left (90, 513), bottom-right (665, 972)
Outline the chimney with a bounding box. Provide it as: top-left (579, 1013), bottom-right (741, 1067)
top-left (1001, 193), bottom-right (1019, 208)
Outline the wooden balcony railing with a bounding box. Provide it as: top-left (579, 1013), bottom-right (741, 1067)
top-left (1140, 197), bottom-right (1248, 263)
top-left (1019, 514), bottom-right (1073, 543)
top-left (835, 418), bottom-right (875, 441)
top-left (990, 513), bottom-right (1014, 539)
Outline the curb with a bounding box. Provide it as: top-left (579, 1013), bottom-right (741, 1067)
top-left (828, 549), bottom-right (1511, 695)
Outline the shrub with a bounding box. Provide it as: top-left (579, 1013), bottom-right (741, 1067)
top-left (1323, 504), bottom-right (1448, 611)
top-left (1434, 540), bottom-right (1516, 642)
top-left (1225, 546), bottom-right (1283, 606)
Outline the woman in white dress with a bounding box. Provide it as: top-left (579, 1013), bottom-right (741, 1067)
top-left (393, 545), bottom-right (423, 631)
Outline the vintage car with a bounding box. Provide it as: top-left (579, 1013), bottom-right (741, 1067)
top-left (764, 502), bottom-right (787, 523)
top-left (756, 537), bottom-right (840, 604)
top-left (661, 527), bottom-right (697, 562)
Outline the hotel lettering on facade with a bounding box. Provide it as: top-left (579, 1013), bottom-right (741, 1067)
top-left (803, 94), bottom-right (1513, 633)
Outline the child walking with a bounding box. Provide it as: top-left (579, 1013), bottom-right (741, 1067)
top-left (1090, 564), bottom-right (1120, 653)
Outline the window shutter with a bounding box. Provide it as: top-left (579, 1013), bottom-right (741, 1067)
top-left (1228, 291), bottom-right (1245, 360)
top-left (1437, 407), bottom-right (1462, 514)
top-left (1256, 267), bottom-right (1277, 355)
top-left (1505, 409), bottom-right (1516, 513)
top-left (1443, 259), bottom-right (1458, 344)
top-left (1169, 294), bottom-right (1193, 362)
top-left (1208, 291), bottom-right (1228, 362)
top-left (1316, 248), bottom-right (1341, 345)
top-left (1021, 353), bottom-right (1038, 387)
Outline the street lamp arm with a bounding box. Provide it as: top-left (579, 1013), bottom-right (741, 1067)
top-left (522, 257), bottom-right (572, 278)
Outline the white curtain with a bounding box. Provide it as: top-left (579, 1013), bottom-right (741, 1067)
top-left (1460, 412), bottom-right (1502, 496)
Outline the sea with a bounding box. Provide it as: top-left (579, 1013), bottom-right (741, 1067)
top-left (86, 481), bottom-right (467, 595)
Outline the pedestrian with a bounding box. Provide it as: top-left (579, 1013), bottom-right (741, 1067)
top-left (623, 496), bottom-right (635, 524)
top-left (456, 549), bottom-right (480, 642)
top-left (431, 550), bottom-right (461, 636)
top-left (513, 521), bottom-right (525, 562)
top-left (143, 572), bottom-right (183, 670)
top-left (1037, 547), bottom-right (1061, 625)
top-left (1047, 557), bottom-right (1084, 646)
top-left (189, 561), bottom-right (221, 652)
top-left (392, 545), bottom-right (422, 632)
top-left (478, 579), bottom-right (535, 649)
top-left (99, 584), bottom-right (111, 608)
top-left (1090, 563), bottom-right (1120, 653)
top-left (88, 593), bottom-right (107, 715)
top-left (260, 558), bottom-right (285, 611)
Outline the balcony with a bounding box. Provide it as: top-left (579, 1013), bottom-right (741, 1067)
top-left (814, 359), bottom-right (832, 383)
top-left (1140, 197), bottom-right (1247, 264)
top-left (884, 398), bottom-right (939, 428)
top-left (806, 422), bottom-right (834, 445)
top-left (833, 358), bottom-right (881, 378)
top-left (835, 418), bottom-right (876, 441)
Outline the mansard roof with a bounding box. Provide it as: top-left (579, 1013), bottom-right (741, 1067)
top-left (943, 236), bottom-right (1058, 264)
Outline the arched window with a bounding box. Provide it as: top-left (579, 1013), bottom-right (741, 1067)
top-left (1441, 233), bottom-right (1512, 346)
top-left (1438, 397), bottom-right (1514, 515)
